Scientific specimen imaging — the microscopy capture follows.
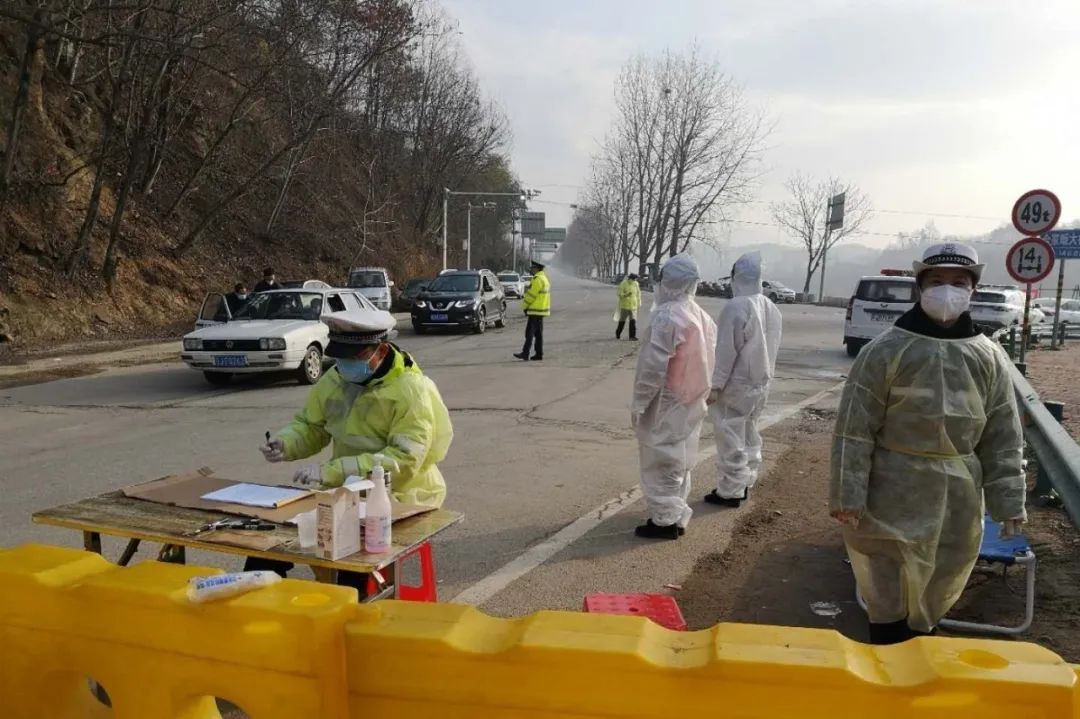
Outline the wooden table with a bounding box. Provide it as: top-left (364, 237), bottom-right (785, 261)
top-left (32, 491), bottom-right (463, 600)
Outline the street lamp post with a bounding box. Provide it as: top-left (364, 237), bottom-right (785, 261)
top-left (442, 188), bottom-right (541, 271)
top-left (466, 202), bottom-right (495, 270)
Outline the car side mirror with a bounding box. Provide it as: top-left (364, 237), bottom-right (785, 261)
top-left (388, 281), bottom-right (395, 287)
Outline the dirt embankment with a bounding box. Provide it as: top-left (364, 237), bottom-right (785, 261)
top-left (679, 400), bottom-right (1080, 660)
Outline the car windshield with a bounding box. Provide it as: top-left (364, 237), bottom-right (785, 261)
top-left (232, 292), bottom-right (324, 320)
top-left (427, 274), bottom-right (480, 292)
top-left (404, 278), bottom-right (429, 291)
top-left (349, 271), bottom-right (386, 288)
top-left (973, 291), bottom-right (1009, 304)
top-left (855, 280), bottom-right (915, 303)
top-left (498, 273), bottom-right (520, 282)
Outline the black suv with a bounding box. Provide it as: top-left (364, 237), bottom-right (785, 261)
top-left (411, 270), bottom-right (507, 334)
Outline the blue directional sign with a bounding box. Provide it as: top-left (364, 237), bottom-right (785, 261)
top-left (1046, 229), bottom-right (1080, 259)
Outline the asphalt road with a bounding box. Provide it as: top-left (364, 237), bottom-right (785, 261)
top-left (0, 269), bottom-right (851, 615)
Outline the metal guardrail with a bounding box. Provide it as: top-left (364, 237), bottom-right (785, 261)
top-left (1009, 363), bottom-right (1080, 530)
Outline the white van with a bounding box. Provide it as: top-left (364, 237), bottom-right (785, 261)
top-left (843, 273), bottom-right (917, 357)
top-left (347, 267), bottom-right (394, 310)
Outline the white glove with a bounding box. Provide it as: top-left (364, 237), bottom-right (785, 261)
top-left (1001, 518), bottom-right (1025, 538)
top-left (259, 438), bottom-right (285, 463)
top-left (292, 464), bottom-right (322, 488)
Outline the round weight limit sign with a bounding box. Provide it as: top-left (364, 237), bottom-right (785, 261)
top-left (1006, 236), bottom-right (1055, 285)
top-left (1011, 189), bottom-right (1061, 236)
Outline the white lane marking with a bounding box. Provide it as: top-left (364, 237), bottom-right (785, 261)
top-left (450, 380), bottom-right (846, 606)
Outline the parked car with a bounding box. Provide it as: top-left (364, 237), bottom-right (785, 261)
top-left (843, 273), bottom-right (917, 357)
top-left (347, 267), bottom-right (394, 311)
top-left (521, 273), bottom-right (533, 287)
top-left (396, 277), bottom-right (431, 311)
top-left (182, 287), bottom-right (391, 386)
top-left (762, 280), bottom-right (796, 303)
top-left (411, 269), bottom-right (506, 334)
top-left (497, 271), bottom-right (526, 298)
top-left (970, 288), bottom-right (1046, 334)
top-left (1033, 297), bottom-right (1080, 327)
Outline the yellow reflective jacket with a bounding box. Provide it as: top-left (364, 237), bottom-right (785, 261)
top-left (522, 270), bottom-right (551, 316)
top-left (617, 279), bottom-right (641, 310)
top-left (278, 348), bottom-right (452, 507)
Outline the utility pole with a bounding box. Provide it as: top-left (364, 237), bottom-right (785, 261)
top-left (441, 188), bottom-right (449, 271)
top-left (511, 208), bottom-right (518, 271)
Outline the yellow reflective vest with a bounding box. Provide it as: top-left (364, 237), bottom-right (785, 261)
top-left (617, 279), bottom-right (641, 310)
top-left (522, 270), bottom-right (551, 317)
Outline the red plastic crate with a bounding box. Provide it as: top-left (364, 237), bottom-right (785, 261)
top-left (582, 593), bottom-right (687, 631)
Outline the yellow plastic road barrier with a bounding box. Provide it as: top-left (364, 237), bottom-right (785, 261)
top-left (2, 544), bottom-right (1079, 719)
top-left (0, 544), bottom-right (356, 719)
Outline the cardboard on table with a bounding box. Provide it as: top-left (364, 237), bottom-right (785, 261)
top-left (122, 468), bottom-right (434, 525)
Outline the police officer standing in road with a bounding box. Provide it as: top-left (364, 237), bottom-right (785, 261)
top-left (514, 260), bottom-right (551, 361)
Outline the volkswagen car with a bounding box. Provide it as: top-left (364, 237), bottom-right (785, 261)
top-left (182, 286), bottom-right (391, 385)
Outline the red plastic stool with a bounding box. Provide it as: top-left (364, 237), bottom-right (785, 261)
top-left (583, 593), bottom-right (687, 631)
top-left (366, 542), bottom-right (438, 602)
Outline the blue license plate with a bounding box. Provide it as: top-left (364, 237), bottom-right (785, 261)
top-left (213, 355), bottom-right (248, 368)
top-left (430, 313), bottom-right (449, 322)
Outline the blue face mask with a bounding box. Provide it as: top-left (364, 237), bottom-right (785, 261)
top-left (337, 357), bottom-right (375, 383)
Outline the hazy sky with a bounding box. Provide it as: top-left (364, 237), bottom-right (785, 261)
top-left (443, 0), bottom-right (1080, 250)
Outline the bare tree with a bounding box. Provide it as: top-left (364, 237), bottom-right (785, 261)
top-left (0, 7), bottom-right (49, 213)
top-left (581, 45), bottom-right (767, 278)
top-left (174, 0), bottom-right (419, 255)
top-left (770, 172), bottom-right (873, 293)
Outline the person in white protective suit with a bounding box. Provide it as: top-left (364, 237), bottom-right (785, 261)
top-left (830, 242), bottom-right (1027, 645)
top-left (704, 251), bottom-right (783, 508)
top-left (631, 254), bottom-right (717, 540)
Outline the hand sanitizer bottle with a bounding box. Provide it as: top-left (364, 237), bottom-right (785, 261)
top-left (364, 454), bottom-right (392, 553)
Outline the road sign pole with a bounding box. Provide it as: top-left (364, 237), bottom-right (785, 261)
top-left (1020, 283), bottom-right (1033, 363)
top-left (1051, 259), bottom-right (1066, 349)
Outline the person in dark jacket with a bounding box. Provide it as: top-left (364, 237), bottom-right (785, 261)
top-left (254, 268), bottom-right (280, 293)
top-left (225, 283), bottom-right (250, 315)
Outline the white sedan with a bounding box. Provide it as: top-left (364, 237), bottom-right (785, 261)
top-left (181, 286), bottom-right (392, 386)
top-left (497, 272), bottom-right (526, 298)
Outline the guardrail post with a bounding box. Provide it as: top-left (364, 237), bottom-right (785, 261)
top-left (1035, 401), bottom-right (1067, 494)
top-left (1007, 326), bottom-right (1017, 359)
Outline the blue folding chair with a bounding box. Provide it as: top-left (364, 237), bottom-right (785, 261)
top-left (854, 515), bottom-right (1036, 636)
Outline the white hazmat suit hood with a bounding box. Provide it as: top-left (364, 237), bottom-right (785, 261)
top-left (632, 254), bottom-right (717, 528)
top-left (708, 251), bottom-right (783, 501)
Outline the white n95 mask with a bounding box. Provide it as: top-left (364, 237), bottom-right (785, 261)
top-left (921, 285), bottom-right (971, 323)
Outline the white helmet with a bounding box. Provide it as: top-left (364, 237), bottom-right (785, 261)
top-left (912, 242), bottom-right (984, 283)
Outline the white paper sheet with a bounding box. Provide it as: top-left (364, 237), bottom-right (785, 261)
top-left (201, 483), bottom-right (310, 509)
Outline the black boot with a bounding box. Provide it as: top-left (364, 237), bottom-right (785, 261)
top-left (634, 519), bottom-right (680, 540)
top-left (704, 489), bottom-right (748, 507)
top-left (513, 352), bottom-right (528, 360)
top-left (868, 619), bottom-right (917, 645)
top-left (616, 320), bottom-right (625, 339)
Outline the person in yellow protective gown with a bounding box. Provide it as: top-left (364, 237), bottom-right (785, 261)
top-left (830, 243), bottom-right (1026, 645)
